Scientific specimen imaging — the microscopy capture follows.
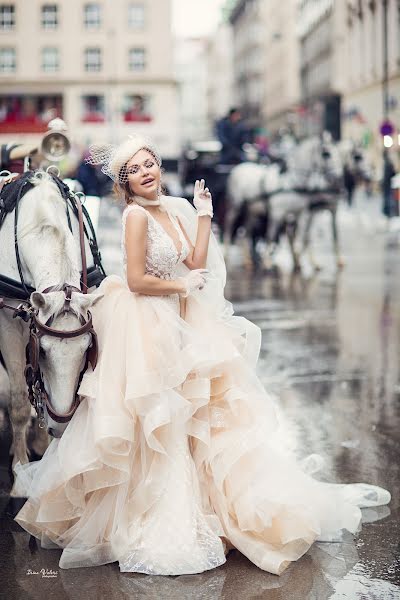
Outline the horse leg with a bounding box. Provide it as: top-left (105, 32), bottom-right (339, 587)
top-left (331, 206), bottom-right (345, 268)
top-left (0, 315), bottom-right (31, 471)
top-left (263, 212), bottom-right (280, 271)
top-left (223, 206), bottom-right (235, 262)
top-left (240, 226), bottom-right (254, 270)
top-left (9, 378), bottom-right (31, 469)
top-left (302, 211), bottom-right (321, 271)
top-left (287, 221), bottom-right (301, 272)
top-left (30, 416), bottom-right (50, 456)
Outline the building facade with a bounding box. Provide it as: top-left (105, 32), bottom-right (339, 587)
top-left (261, 0), bottom-right (300, 135)
top-left (174, 37), bottom-right (209, 144)
top-left (0, 0), bottom-right (179, 159)
top-left (297, 0), bottom-right (347, 140)
top-left (229, 0), bottom-right (265, 129)
top-left (205, 22), bottom-right (234, 136)
top-left (341, 0), bottom-right (400, 168)
top-left (227, 0), bottom-right (300, 137)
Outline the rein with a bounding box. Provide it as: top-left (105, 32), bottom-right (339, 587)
top-left (1, 286), bottom-right (98, 428)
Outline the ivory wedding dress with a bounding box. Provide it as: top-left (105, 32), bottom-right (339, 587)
top-left (13, 196), bottom-right (390, 575)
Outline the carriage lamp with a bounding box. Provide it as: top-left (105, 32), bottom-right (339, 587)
top-left (41, 118), bottom-right (71, 162)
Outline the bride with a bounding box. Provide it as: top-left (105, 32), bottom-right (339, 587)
top-left (13, 135), bottom-right (390, 576)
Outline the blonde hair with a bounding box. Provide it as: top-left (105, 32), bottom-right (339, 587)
top-left (113, 167), bottom-right (167, 205)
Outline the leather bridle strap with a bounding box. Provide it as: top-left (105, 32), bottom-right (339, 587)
top-left (32, 311), bottom-right (94, 338)
top-left (74, 196), bottom-right (88, 293)
top-left (0, 297), bottom-right (21, 312)
top-left (44, 395), bottom-right (81, 424)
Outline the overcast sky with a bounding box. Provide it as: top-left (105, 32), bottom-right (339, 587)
top-left (172, 0), bottom-right (226, 37)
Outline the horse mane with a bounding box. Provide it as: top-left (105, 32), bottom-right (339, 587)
top-left (17, 171), bottom-right (80, 286)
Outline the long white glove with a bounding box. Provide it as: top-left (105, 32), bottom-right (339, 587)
top-left (193, 179), bottom-right (213, 218)
top-left (178, 269), bottom-right (208, 298)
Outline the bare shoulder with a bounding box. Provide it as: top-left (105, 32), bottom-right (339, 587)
top-left (124, 207), bottom-right (148, 243)
top-left (124, 205), bottom-right (148, 224)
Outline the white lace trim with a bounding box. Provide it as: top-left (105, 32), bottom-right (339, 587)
top-left (121, 204), bottom-right (189, 282)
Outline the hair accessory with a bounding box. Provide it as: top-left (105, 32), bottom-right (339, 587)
top-left (86, 135), bottom-right (161, 184)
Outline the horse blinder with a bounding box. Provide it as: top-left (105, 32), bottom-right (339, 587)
top-left (87, 327), bottom-right (98, 370)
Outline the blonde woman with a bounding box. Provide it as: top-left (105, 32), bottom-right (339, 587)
top-left (14, 136), bottom-right (390, 575)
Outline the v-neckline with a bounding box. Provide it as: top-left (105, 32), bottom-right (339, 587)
top-left (146, 209), bottom-right (185, 259)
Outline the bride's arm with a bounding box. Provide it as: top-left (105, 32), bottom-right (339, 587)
top-left (125, 211), bottom-right (186, 295)
top-left (180, 215), bottom-right (212, 270)
top-left (180, 179), bottom-right (213, 270)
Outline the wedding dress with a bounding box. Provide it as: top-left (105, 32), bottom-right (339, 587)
top-left (13, 196), bottom-right (390, 575)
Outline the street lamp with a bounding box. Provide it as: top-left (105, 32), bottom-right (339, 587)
top-left (381, 0), bottom-right (393, 217)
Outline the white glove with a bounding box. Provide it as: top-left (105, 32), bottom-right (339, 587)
top-left (193, 179), bottom-right (213, 218)
top-left (178, 269), bottom-right (208, 298)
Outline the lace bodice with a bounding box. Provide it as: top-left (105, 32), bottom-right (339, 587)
top-left (122, 204), bottom-right (190, 281)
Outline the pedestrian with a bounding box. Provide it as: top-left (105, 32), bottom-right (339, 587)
top-left (343, 163), bottom-right (356, 207)
top-left (13, 135), bottom-right (390, 575)
top-left (76, 150), bottom-right (102, 196)
top-left (216, 107), bottom-right (246, 164)
top-left (382, 150), bottom-right (396, 218)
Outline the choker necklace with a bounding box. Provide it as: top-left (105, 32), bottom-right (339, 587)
top-left (134, 195), bottom-right (161, 207)
top-left (133, 194), bottom-right (166, 212)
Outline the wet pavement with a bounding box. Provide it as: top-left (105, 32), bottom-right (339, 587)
top-left (0, 191), bottom-right (399, 599)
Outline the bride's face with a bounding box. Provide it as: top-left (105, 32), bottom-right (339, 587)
top-left (126, 149), bottom-right (161, 200)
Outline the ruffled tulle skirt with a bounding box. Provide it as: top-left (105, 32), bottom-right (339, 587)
top-left (13, 275), bottom-right (391, 575)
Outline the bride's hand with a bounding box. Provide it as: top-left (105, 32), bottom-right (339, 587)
top-left (193, 179), bottom-right (213, 218)
top-left (178, 269), bottom-right (209, 298)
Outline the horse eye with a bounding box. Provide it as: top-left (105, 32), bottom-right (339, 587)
top-left (39, 347), bottom-right (46, 359)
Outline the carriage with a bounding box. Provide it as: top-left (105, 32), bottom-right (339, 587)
top-left (180, 140), bottom-right (234, 235)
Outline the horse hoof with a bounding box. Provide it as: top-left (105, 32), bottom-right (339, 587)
top-left (313, 264), bottom-right (322, 272)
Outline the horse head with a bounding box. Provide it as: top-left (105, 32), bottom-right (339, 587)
top-left (29, 287), bottom-right (103, 438)
top-left (312, 136), bottom-right (344, 191)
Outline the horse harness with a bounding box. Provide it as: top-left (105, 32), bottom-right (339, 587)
top-left (0, 171), bottom-right (104, 426)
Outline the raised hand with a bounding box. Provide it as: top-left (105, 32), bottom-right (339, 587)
top-left (193, 179), bottom-right (213, 218)
top-left (178, 269), bottom-right (209, 298)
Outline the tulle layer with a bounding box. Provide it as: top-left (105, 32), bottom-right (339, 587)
top-left (13, 276), bottom-right (391, 576)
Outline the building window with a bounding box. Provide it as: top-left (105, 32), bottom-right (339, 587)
top-left (0, 4), bottom-right (15, 30)
top-left (81, 95), bottom-right (105, 122)
top-left (0, 47), bottom-right (15, 73)
top-left (84, 47), bottom-right (101, 72)
top-left (41, 4), bottom-right (58, 30)
top-left (128, 3), bottom-right (144, 29)
top-left (84, 3), bottom-right (101, 29)
top-left (129, 47), bottom-right (146, 71)
top-left (123, 94), bottom-right (152, 122)
top-left (0, 94), bottom-right (63, 133)
top-left (41, 47), bottom-right (59, 72)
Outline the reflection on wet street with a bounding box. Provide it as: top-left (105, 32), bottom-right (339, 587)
top-left (1, 195), bottom-right (399, 599)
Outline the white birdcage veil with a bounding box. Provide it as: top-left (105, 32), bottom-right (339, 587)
top-left (86, 135), bottom-right (162, 184)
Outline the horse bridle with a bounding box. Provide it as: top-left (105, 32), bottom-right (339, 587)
top-left (0, 192), bottom-right (99, 428)
top-left (24, 284), bottom-right (98, 427)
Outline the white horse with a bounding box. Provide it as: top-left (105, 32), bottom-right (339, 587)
top-left (224, 135), bottom-right (344, 270)
top-left (0, 172), bottom-right (102, 478)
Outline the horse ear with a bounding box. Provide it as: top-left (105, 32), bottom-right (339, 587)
top-left (90, 291), bottom-right (104, 306)
top-left (73, 291), bottom-right (104, 313)
top-left (30, 291), bottom-right (47, 310)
